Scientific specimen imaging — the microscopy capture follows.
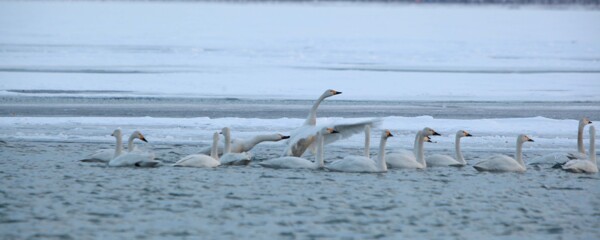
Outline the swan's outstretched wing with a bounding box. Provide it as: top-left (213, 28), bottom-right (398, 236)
top-left (284, 118), bottom-right (381, 157)
top-left (308, 118), bottom-right (381, 155)
top-left (322, 118), bottom-right (382, 145)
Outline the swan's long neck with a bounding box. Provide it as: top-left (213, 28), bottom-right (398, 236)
top-left (412, 131), bottom-right (420, 156)
top-left (364, 126), bottom-right (371, 158)
top-left (246, 134), bottom-right (278, 150)
top-left (211, 133), bottom-right (220, 161)
top-left (577, 120), bottom-right (587, 155)
top-left (127, 134), bottom-right (135, 152)
top-left (515, 138), bottom-right (525, 168)
top-left (589, 127), bottom-right (596, 167)
top-left (315, 132), bottom-right (325, 168)
top-left (224, 130), bottom-right (232, 154)
top-left (113, 134), bottom-right (123, 159)
top-left (377, 135), bottom-right (388, 172)
top-left (303, 94), bottom-right (327, 126)
top-left (455, 134), bottom-right (465, 165)
top-left (416, 131), bottom-right (426, 167)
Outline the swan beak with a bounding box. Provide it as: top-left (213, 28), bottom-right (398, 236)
top-left (331, 129), bottom-right (340, 134)
top-left (140, 136), bottom-right (148, 142)
top-left (433, 131), bottom-right (441, 136)
top-left (590, 121), bottom-right (593, 124)
top-left (466, 133), bottom-right (472, 137)
top-left (281, 135), bottom-right (290, 139)
top-left (335, 91), bottom-right (342, 95)
top-left (528, 139), bottom-right (534, 142)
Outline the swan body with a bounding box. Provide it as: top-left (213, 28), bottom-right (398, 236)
top-left (386, 128), bottom-right (439, 169)
top-left (562, 125), bottom-right (597, 173)
top-left (82, 130), bottom-right (148, 162)
top-left (108, 151), bottom-right (159, 167)
top-left (198, 133), bottom-right (290, 156)
top-left (260, 128), bottom-right (335, 169)
top-left (529, 117), bottom-right (592, 165)
top-left (174, 132), bottom-right (220, 168)
top-left (427, 130), bottom-right (472, 167)
top-left (220, 152), bottom-right (252, 166)
top-left (219, 127), bottom-right (253, 166)
top-left (473, 134), bottom-right (534, 172)
top-left (326, 129), bottom-right (393, 173)
top-left (258, 156), bottom-right (320, 169)
top-left (174, 154), bottom-right (220, 168)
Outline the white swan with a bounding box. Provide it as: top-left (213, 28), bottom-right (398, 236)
top-left (259, 128), bottom-right (336, 169)
top-left (473, 134), bottom-right (534, 172)
top-left (82, 129), bottom-right (148, 162)
top-left (529, 117), bottom-right (592, 165)
top-left (108, 131), bottom-right (159, 167)
top-left (326, 129), bottom-right (394, 173)
top-left (174, 132), bottom-right (221, 168)
top-left (281, 89), bottom-right (381, 157)
top-left (426, 130), bottom-right (472, 167)
top-left (303, 89), bottom-right (342, 126)
top-left (562, 125), bottom-right (597, 173)
top-left (197, 133), bottom-right (290, 156)
top-left (126, 130), bottom-right (147, 152)
top-left (219, 127), bottom-right (252, 166)
top-left (386, 128), bottom-right (439, 169)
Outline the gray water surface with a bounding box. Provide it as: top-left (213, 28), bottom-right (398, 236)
top-left (1, 141), bottom-right (598, 239)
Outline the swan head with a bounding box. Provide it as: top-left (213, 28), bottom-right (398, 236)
top-left (323, 89), bottom-right (342, 98)
top-left (457, 130), bottom-right (472, 138)
top-left (422, 127), bottom-right (441, 136)
top-left (382, 129), bottom-right (393, 138)
top-left (219, 127), bottom-right (231, 135)
top-left (132, 130), bottom-right (148, 142)
top-left (279, 134), bottom-right (291, 140)
top-left (111, 128), bottom-right (122, 137)
top-left (324, 127), bottom-right (339, 134)
top-left (581, 117), bottom-right (592, 125)
top-left (518, 134), bottom-right (534, 143)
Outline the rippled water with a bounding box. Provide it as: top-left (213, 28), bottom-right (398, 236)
top-left (1, 141), bottom-right (598, 239)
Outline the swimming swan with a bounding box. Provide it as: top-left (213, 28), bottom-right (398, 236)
top-left (174, 132), bottom-right (221, 168)
top-left (326, 129), bottom-right (394, 173)
top-left (562, 125), bottom-right (597, 173)
top-left (259, 128), bottom-right (337, 169)
top-left (529, 117), bottom-right (592, 165)
top-left (473, 134), bottom-right (534, 172)
top-left (426, 130), bottom-right (472, 167)
top-left (82, 129), bottom-right (148, 162)
top-left (197, 133), bottom-right (290, 156)
top-left (386, 128), bottom-right (440, 169)
top-left (219, 127), bottom-right (253, 166)
top-left (108, 131), bottom-right (159, 167)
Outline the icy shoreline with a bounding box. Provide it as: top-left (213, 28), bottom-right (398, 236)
top-left (1, 116), bottom-right (595, 153)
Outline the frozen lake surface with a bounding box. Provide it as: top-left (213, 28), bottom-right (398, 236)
top-left (1, 1), bottom-right (600, 239)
